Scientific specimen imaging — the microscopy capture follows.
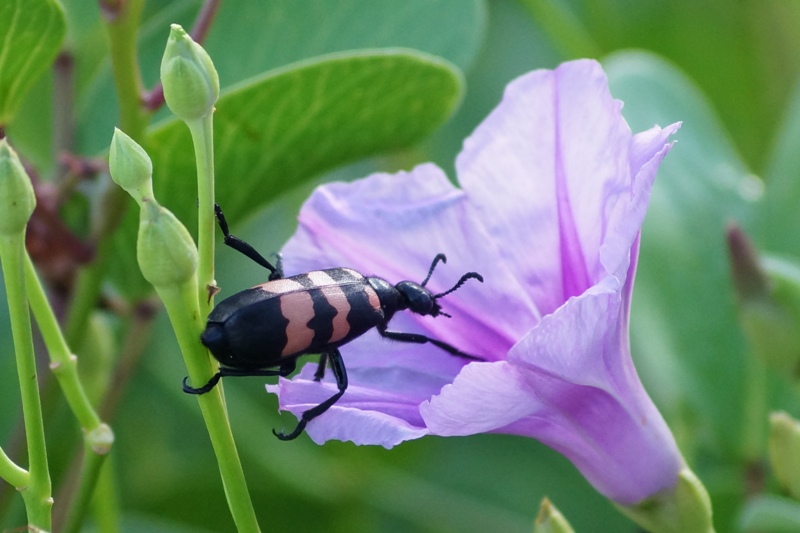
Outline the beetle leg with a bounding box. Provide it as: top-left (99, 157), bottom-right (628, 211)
top-left (377, 324), bottom-right (483, 361)
top-left (214, 204), bottom-right (282, 280)
top-left (182, 360), bottom-right (297, 395)
top-left (182, 373), bottom-right (222, 395)
top-left (314, 352), bottom-right (328, 381)
top-left (273, 348), bottom-right (348, 441)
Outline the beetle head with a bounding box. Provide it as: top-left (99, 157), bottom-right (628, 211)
top-left (398, 254), bottom-right (483, 317)
top-left (396, 281), bottom-right (438, 316)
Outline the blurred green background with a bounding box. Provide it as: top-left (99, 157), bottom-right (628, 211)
top-left (4, 0), bottom-right (800, 531)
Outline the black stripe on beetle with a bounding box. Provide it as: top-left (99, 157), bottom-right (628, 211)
top-left (184, 204), bottom-right (484, 441)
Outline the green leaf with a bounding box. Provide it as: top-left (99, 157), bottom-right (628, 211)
top-left (154, 49), bottom-right (462, 224)
top-left (77, 0), bottom-right (485, 156)
top-left (0, 0), bottom-right (65, 123)
top-left (760, 76), bottom-right (800, 257)
top-left (739, 495), bottom-right (800, 533)
top-left (202, 0), bottom-right (485, 79)
top-left (112, 50), bottom-right (464, 296)
top-left (605, 51), bottom-right (757, 451)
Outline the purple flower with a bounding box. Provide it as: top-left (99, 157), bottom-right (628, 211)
top-left (268, 59), bottom-right (682, 505)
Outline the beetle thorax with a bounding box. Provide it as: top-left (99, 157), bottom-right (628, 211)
top-left (368, 277), bottom-right (442, 318)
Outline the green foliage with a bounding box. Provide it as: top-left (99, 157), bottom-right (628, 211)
top-left (4, 0), bottom-right (800, 531)
top-left (109, 50), bottom-right (464, 297)
top-left (739, 495), bottom-right (800, 532)
top-left (153, 50), bottom-right (461, 223)
top-left (607, 51), bottom-right (756, 449)
top-left (0, 0), bottom-right (65, 123)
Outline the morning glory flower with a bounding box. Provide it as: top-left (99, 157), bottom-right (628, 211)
top-left (268, 59), bottom-right (695, 512)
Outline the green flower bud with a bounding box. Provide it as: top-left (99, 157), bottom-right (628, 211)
top-left (534, 498), bottom-right (575, 533)
top-left (769, 411), bottom-right (800, 500)
top-left (727, 224), bottom-right (800, 374)
top-left (137, 198), bottom-right (197, 288)
top-left (0, 139), bottom-right (36, 236)
top-left (617, 467), bottom-right (713, 533)
top-left (161, 24), bottom-right (219, 121)
top-left (109, 128), bottom-right (154, 203)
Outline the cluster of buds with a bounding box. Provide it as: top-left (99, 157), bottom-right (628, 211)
top-left (109, 128), bottom-right (197, 289)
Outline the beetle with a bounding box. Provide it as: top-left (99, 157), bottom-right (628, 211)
top-left (183, 204), bottom-right (483, 441)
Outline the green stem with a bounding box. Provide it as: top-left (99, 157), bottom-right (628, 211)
top-left (26, 252), bottom-right (113, 532)
top-left (25, 253), bottom-right (106, 433)
top-left (742, 353), bottom-right (768, 461)
top-left (62, 444), bottom-right (109, 533)
top-left (188, 115), bottom-right (216, 314)
top-left (90, 457), bottom-right (121, 533)
top-left (0, 446), bottom-right (28, 489)
top-left (105, 0), bottom-right (148, 138)
top-left (64, 241), bottom-right (112, 348)
top-left (0, 234), bottom-right (52, 531)
top-left (66, 0), bottom-right (149, 346)
top-left (156, 281), bottom-right (260, 533)
top-left (99, 300), bottom-right (158, 421)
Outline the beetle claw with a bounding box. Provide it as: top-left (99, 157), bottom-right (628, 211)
top-left (182, 373), bottom-right (222, 395)
top-left (273, 420), bottom-right (306, 441)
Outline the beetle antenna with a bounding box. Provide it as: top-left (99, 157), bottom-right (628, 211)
top-left (420, 253), bottom-right (447, 287)
top-left (434, 272), bottom-right (483, 299)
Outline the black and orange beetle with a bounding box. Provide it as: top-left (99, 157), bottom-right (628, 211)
top-left (183, 205), bottom-right (483, 440)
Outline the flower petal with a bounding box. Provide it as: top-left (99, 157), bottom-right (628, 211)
top-left (282, 163), bottom-right (537, 358)
top-left (267, 363), bottom-right (438, 447)
top-left (268, 387), bottom-right (429, 448)
top-left (598, 122), bottom-right (681, 282)
top-left (457, 59), bottom-right (653, 315)
top-left (420, 360), bottom-right (540, 435)
top-left (423, 283), bottom-right (681, 503)
top-left (267, 60), bottom-right (685, 507)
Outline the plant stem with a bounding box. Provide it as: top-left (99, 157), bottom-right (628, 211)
top-left (66, 0), bottom-right (149, 346)
top-left (24, 252), bottom-right (113, 531)
top-left (0, 446), bottom-right (27, 489)
top-left (103, 0), bottom-right (148, 138)
top-left (0, 234), bottom-right (52, 531)
top-left (90, 457), bottom-right (121, 533)
top-left (25, 254), bottom-right (106, 433)
top-left (741, 354), bottom-right (768, 461)
top-left (99, 300), bottom-right (158, 421)
top-left (157, 281), bottom-right (261, 533)
top-left (62, 443), bottom-right (110, 533)
top-left (188, 115), bottom-right (217, 314)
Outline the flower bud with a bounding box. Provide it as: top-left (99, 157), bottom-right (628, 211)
top-left (618, 467), bottom-right (713, 533)
top-left (0, 139), bottom-right (36, 236)
top-left (769, 411), bottom-right (800, 500)
top-left (137, 198), bottom-right (197, 288)
top-left (727, 223), bottom-right (800, 373)
top-left (161, 24), bottom-right (219, 121)
top-left (534, 498), bottom-right (575, 533)
top-left (109, 128), bottom-right (154, 203)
